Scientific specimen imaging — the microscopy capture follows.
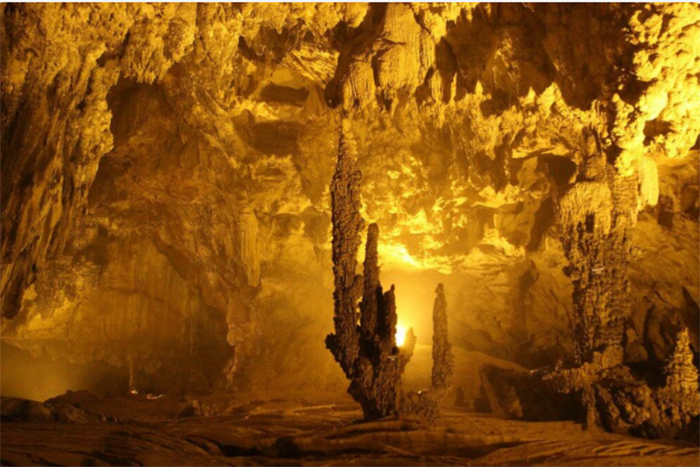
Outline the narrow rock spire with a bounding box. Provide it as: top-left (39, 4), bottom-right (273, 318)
top-left (325, 121), bottom-right (364, 377)
top-left (431, 283), bottom-right (455, 392)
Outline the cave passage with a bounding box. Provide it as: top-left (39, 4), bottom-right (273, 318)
top-left (1, 3), bottom-right (699, 466)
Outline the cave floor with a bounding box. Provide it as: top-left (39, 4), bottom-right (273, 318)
top-left (1, 393), bottom-right (698, 466)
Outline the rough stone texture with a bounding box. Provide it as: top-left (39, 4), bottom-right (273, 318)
top-left (328, 218), bottom-right (406, 419)
top-left (1, 3), bottom-right (699, 395)
top-left (326, 129), bottom-right (456, 421)
top-left (1, 394), bottom-right (98, 424)
top-left (3, 394), bottom-right (699, 467)
top-left (326, 123), bottom-right (364, 377)
top-left (556, 170), bottom-right (636, 366)
top-left (478, 365), bottom-right (579, 422)
top-left (431, 284), bottom-right (455, 392)
top-left (324, 127), bottom-right (411, 419)
top-left (480, 328), bottom-right (700, 441)
top-left (401, 284), bottom-right (456, 422)
top-left (663, 329), bottom-right (700, 396)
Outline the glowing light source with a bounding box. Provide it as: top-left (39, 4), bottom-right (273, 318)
top-left (395, 323), bottom-right (408, 347)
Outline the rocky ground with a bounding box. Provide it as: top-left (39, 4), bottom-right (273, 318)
top-left (2, 391), bottom-right (699, 466)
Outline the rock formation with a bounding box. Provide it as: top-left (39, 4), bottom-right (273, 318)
top-left (431, 284), bottom-right (455, 392)
top-left (326, 121), bottom-right (364, 377)
top-left (664, 328), bottom-right (699, 395)
top-left (400, 284), bottom-right (456, 421)
top-left (326, 125), bottom-right (456, 421)
top-left (325, 125), bottom-right (413, 419)
top-left (480, 148), bottom-right (698, 439)
top-left (480, 326), bottom-right (700, 441)
top-left (326, 215), bottom-right (408, 419)
top-left (0, 3), bottom-right (697, 410)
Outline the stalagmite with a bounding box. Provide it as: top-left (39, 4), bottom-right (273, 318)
top-left (348, 222), bottom-right (405, 419)
top-left (664, 328), bottom-right (700, 394)
top-left (326, 125), bottom-right (409, 419)
top-left (401, 284), bottom-right (456, 421)
top-left (326, 125), bottom-right (455, 421)
top-left (556, 171), bottom-right (634, 368)
top-left (431, 283), bottom-right (454, 392)
top-left (325, 122), bottom-right (364, 378)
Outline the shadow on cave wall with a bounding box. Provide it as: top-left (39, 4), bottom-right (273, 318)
top-left (64, 76), bottom-right (234, 396)
top-left (0, 342), bottom-right (128, 401)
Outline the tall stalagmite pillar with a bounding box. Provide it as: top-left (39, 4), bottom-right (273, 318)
top-left (556, 156), bottom-right (637, 367)
top-left (351, 222), bottom-right (405, 419)
top-left (431, 284), bottom-right (454, 391)
top-left (326, 123), bottom-right (364, 377)
top-left (326, 123), bottom-right (409, 420)
top-left (326, 122), bottom-right (454, 421)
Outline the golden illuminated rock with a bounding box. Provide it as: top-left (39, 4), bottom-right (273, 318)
top-left (1, 4), bottom-right (698, 408)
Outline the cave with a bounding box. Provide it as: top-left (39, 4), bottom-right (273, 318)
top-left (1, 3), bottom-right (699, 466)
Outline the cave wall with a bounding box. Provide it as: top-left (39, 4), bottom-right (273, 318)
top-left (1, 3), bottom-right (698, 394)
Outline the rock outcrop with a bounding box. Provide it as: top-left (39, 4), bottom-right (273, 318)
top-left (480, 327), bottom-right (700, 441)
top-left (326, 158), bottom-right (407, 418)
top-left (326, 126), bottom-right (455, 420)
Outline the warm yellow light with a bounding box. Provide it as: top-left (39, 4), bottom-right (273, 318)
top-left (395, 323), bottom-right (408, 347)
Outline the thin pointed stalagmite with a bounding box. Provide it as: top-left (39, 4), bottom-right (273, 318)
top-left (401, 284), bottom-right (455, 421)
top-left (431, 283), bottom-right (454, 392)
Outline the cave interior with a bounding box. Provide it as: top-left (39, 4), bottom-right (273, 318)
top-left (1, 2), bottom-right (699, 466)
